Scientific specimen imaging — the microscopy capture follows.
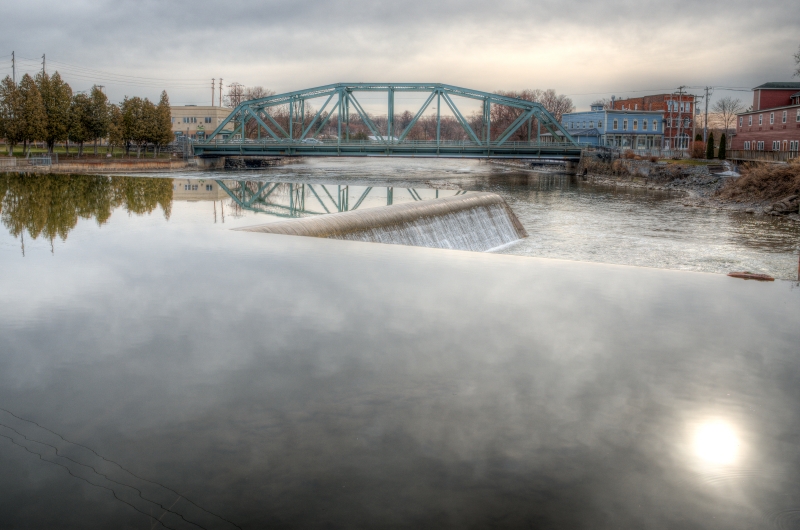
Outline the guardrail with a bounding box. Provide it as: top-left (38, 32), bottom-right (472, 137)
top-left (199, 139), bottom-right (579, 149)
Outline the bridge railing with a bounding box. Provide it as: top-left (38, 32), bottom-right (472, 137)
top-left (199, 139), bottom-right (579, 149)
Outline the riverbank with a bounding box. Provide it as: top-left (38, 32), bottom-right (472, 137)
top-left (578, 156), bottom-right (800, 222)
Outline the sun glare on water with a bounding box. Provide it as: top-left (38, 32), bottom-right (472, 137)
top-left (694, 421), bottom-right (740, 465)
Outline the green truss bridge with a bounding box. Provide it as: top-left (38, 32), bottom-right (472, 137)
top-left (194, 83), bottom-right (581, 160)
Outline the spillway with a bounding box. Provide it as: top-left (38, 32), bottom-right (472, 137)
top-left (235, 192), bottom-right (528, 252)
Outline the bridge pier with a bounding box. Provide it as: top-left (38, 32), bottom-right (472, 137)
top-left (198, 157), bottom-right (226, 169)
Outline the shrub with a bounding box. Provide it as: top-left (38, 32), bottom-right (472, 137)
top-left (623, 151), bottom-right (636, 159)
top-left (716, 158), bottom-right (800, 202)
top-left (689, 141), bottom-right (705, 158)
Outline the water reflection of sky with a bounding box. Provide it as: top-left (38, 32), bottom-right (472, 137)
top-left (1, 206), bottom-right (799, 528)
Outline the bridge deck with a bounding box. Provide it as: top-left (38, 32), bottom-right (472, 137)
top-left (193, 140), bottom-right (582, 160)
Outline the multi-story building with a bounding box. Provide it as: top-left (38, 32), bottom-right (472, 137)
top-left (612, 93), bottom-right (696, 149)
top-left (561, 104), bottom-right (664, 149)
top-left (170, 106), bottom-right (234, 140)
top-left (731, 82), bottom-right (800, 152)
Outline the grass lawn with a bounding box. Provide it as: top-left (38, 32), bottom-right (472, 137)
top-left (0, 145), bottom-right (174, 159)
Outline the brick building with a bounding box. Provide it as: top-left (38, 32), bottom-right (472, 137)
top-left (612, 93), bottom-right (696, 150)
top-left (732, 82), bottom-right (800, 152)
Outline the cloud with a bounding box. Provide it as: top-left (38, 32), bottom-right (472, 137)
top-left (1, 0), bottom-right (798, 108)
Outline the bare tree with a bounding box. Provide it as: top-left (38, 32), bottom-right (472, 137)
top-left (590, 98), bottom-right (613, 110)
top-left (244, 86), bottom-right (275, 102)
top-left (795, 44), bottom-right (800, 77)
top-left (711, 96), bottom-right (745, 132)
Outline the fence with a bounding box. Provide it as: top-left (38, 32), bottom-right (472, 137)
top-left (727, 150), bottom-right (798, 163)
top-left (0, 157), bottom-right (17, 168)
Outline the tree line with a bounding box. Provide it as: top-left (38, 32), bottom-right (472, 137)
top-left (0, 72), bottom-right (172, 157)
top-left (0, 173), bottom-right (173, 243)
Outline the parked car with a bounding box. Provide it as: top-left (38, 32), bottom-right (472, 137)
top-left (301, 138), bottom-right (324, 145)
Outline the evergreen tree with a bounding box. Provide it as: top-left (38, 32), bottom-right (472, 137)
top-left (153, 91), bottom-right (173, 157)
top-left (36, 72), bottom-right (72, 153)
top-left (0, 76), bottom-right (24, 156)
top-left (88, 86), bottom-right (110, 155)
top-left (695, 133), bottom-right (702, 141)
top-left (69, 93), bottom-right (93, 156)
top-left (121, 96), bottom-right (147, 157)
top-left (718, 133), bottom-right (727, 160)
top-left (107, 104), bottom-right (123, 154)
top-left (18, 74), bottom-right (47, 155)
top-left (706, 131), bottom-right (715, 159)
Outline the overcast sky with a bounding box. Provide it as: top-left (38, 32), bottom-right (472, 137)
top-left (1, 0), bottom-right (798, 110)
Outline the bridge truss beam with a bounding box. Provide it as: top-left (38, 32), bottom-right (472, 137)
top-left (203, 83), bottom-right (578, 157)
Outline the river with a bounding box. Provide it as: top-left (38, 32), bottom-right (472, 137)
top-left (1, 161), bottom-right (799, 529)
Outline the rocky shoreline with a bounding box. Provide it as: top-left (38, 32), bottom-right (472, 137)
top-left (578, 157), bottom-right (800, 223)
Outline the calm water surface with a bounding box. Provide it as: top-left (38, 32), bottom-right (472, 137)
top-left (1, 162), bottom-right (799, 529)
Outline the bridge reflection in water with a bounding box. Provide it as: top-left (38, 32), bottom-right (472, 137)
top-left (213, 180), bottom-right (466, 218)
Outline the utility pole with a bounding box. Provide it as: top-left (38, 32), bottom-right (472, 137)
top-left (211, 78), bottom-right (215, 107)
top-left (703, 86), bottom-right (711, 143)
top-left (219, 78), bottom-right (223, 108)
top-left (42, 54), bottom-right (45, 75)
top-left (678, 86), bottom-right (684, 148)
top-left (97, 85), bottom-right (104, 94)
top-left (11, 51), bottom-right (15, 84)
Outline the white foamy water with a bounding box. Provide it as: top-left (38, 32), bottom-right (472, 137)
top-left (334, 202), bottom-right (523, 252)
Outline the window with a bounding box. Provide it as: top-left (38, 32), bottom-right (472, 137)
top-left (772, 140), bottom-right (780, 151)
top-left (797, 109), bottom-right (800, 122)
top-left (782, 111), bottom-right (787, 124)
top-left (205, 117), bottom-right (212, 123)
top-left (686, 102), bottom-right (691, 113)
top-left (790, 140), bottom-right (799, 151)
top-left (597, 121), bottom-right (602, 128)
top-left (653, 120), bottom-right (658, 131)
top-left (205, 184), bottom-right (213, 191)
top-left (633, 120), bottom-right (638, 130)
top-left (770, 113), bottom-right (774, 124)
top-left (680, 103), bottom-right (684, 113)
top-left (757, 141), bottom-right (764, 150)
top-left (759, 114), bottom-right (763, 125)
top-left (748, 116), bottom-right (752, 126)
top-left (744, 141), bottom-right (750, 150)
top-left (613, 119), bottom-right (618, 130)
top-left (739, 117), bottom-right (743, 127)
top-left (171, 117), bottom-right (175, 124)
top-left (642, 119), bottom-right (648, 131)
top-left (623, 119), bottom-right (628, 130)
top-left (667, 118), bottom-right (672, 127)
top-left (634, 104), bottom-right (638, 110)
top-left (684, 118), bottom-right (690, 128)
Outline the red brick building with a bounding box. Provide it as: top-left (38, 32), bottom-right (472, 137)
top-left (612, 93), bottom-right (696, 149)
top-left (732, 82), bottom-right (800, 152)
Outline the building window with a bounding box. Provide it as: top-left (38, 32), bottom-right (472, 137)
top-left (613, 119), bottom-right (618, 130)
top-left (744, 141), bottom-right (750, 150)
top-left (205, 117), bottom-right (212, 123)
top-left (790, 140), bottom-right (799, 151)
top-left (770, 113), bottom-right (774, 124)
top-left (667, 118), bottom-right (672, 127)
top-left (757, 141), bottom-right (764, 150)
top-left (653, 120), bottom-right (658, 131)
top-left (633, 120), bottom-right (638, 130)
top-left (748, 116), bottom-right (752, 126)
top-left (739, 117), bottom-right (743, 127)
top-left (782, 111), bottom-right (787, 123)
top-left (797, 109), bottom-right (800, 122)
top-left (206, 184), bottom-right (213, 191)
top-left (759, 115), bottom-right (763, 125)
top-left (634, 104), bottom-right (638, 110)
top-left (623, 119), bottom-right (628, 130)
top-left (684, 118), bottom-right (690, 128)
top-left (772, 140), bottom-right (780, 151)
top-left (642, 120), bottom-right (648, 131)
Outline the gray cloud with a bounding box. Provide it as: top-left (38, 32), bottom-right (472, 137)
top-left (1, 0), bottom-right (798, 108)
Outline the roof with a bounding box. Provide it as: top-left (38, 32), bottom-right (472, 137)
top-left (753, 82), bottom-right (800, 90)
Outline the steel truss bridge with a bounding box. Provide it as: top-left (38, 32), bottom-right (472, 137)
top-left (195, 83), bottom-right (581, 160)
top-left (217, 180), bottom-right (464, 218)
